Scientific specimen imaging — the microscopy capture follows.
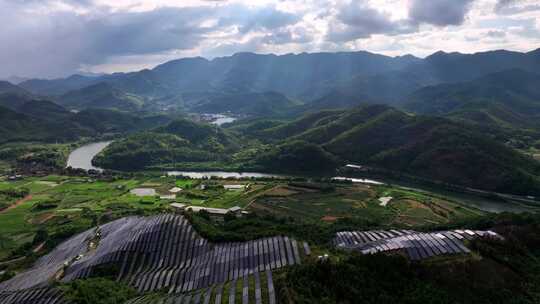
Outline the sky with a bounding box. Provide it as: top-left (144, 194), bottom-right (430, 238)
top-left (1, 0), bottom-right (539, 79)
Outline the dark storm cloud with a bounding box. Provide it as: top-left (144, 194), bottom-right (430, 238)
top-left (0, 2), bottom-right (300, 78)
top-left (0, 5), bottom-right (212, 78)
top-left (327, 1), bottom-right (417, 42)
top-left (326, 0), bottom-right (477, 43)
top-left (408, 0), bottom-right (475, 26)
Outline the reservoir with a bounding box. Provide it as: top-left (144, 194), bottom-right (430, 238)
top-left (66, 141), bottom-right (112, 171)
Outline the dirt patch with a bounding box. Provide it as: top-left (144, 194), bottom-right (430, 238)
top-left (33, 212), bottom-right (55, 224)
top-left (285, 185), bottom-right (319, 193)
top-left (403, 199), bottom-right (430, 210)
top-left (264, 186), bottom-right (300, 197)
top-left (321, 215), bottom-right (340, 222)
top-left (352, 202), bottom-right (367, 208)
top-left (0, 195), bottom-right (32, 214)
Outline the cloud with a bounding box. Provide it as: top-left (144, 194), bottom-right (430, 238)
top-left (408, 0), bottom-right (475, 26)
top-left (0, 1), bottom-right (300, 78)
top-left (326, 1), bottom-right (416, 42)
top-left (0, 5), bottom-right (214, 78)
top-left (486, 30), bottom-right (506, 38)
top-left (1, 0), bottom-right (539, 78)
top-left (232, 5), bottom-right (301, 34)
top-left (494, 0), bottom-right (540, 15)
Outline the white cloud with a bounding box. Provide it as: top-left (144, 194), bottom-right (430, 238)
top-left (1, 0), bottom-right (539, 78)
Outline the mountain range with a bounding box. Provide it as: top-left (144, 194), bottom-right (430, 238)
top-left (8, 48), bottom-right (538, 116)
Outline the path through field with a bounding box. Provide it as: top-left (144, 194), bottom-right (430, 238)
top-left (0, 195), bottom-right (32, 214)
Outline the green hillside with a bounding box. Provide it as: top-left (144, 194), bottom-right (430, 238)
top-left (190, 91), bottom-right (299, 116)
top-left (58, 82), bottom-right (146, 111)
top-left (0, 106), bottom-right (83, 143)
top-left (95, 118), bottom-right (240, 171)
top-left (97, 104), bottom-right (540, 195)
top-left (71, 109), bottom-right (171, 134)
top-left (254, 105), bottom-right (540, 195)
top-left (0, 101), bottom-right (171, 144)
top-left (405, 69), bottom-right (540, 129)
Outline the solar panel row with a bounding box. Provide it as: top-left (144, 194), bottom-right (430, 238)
top-left (0, 287), bottom-right (68, 304)
top-left (334, 229), bottom-right (502, 260)
top-left (123, 270), bottom-right (277, 304)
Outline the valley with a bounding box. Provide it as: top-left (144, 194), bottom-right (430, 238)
top-left (1, 48), bottom-right (540, 304)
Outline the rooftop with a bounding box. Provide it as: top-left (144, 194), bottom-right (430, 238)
top-left (169, 187), bottom-right (183, 193)
top-left (186, 206), bottom-right (230, 215)
top-left (171, 203), bottom-right (187, 209)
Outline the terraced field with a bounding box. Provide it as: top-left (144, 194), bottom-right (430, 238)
top-left (250, 183), bottom-right (485, 225)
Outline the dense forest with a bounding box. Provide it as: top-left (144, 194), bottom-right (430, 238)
top-left (95, 105), bottom-right (540, 196)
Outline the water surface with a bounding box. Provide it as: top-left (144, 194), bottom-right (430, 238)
top-left (201, 114), bottom-right (237, 126)
top-left (168, 171), bottom-right (284, 179)
top-left (66, 141), bottom-right (112, 171)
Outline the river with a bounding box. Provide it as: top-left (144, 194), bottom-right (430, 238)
top-left (66, 141), bottom-right (112, 171)
top-left (167, 171), bottom-right (284, 179)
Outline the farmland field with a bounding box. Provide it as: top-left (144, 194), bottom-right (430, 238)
top-left (249, 183), bottom-right (484, 226)
top-left (0, 175), bottom-right (501, 262)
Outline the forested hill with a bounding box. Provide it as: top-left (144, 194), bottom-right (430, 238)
top-left (0, 93), bottom-right (172, 144)
top-left (94, 118), bottom-right (241, 171)
top-left (0, 105), bottom-right (83, 143)
top-left (405, 69), bottom-right (540, 121)
top-left (254, 105), bottom-right (540, 195)
top-left (96, 104), bottom-right (540, 196)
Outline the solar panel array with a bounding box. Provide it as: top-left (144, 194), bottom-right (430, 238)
top-left (334, 229), bottom-right (501, 260)
top-left (0, 287), bottom-right (69, 304)
top-left (0, 214), bottom-right (301, 302)
top-left (0, 228), bottom-right (96, 291)
top-left (126, 270), bottom-right (276, 304)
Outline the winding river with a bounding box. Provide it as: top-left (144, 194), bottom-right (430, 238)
top-left (66, 141), bottom-right (112, 171)
top-left (66, 141), bottom-right (537, 213)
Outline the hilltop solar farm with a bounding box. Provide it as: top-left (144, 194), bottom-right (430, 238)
top-left (0, 174), bottom-right (536, 303)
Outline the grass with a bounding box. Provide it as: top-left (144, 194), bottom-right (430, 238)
top-left (0, 176), bottom-right (171, 261)
top-left (0, 197), bottom-right (38, 235)
top-left (250, 183), bottom-right (484, 227)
